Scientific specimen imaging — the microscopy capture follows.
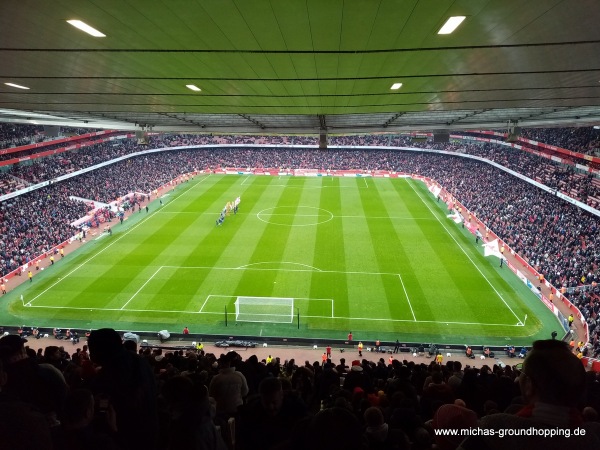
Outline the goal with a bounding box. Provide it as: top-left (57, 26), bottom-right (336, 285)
top-left (234, 296), bottom-right (294, 323)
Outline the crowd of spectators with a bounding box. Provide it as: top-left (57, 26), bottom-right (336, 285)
top-left (0, 123), bottom-right (45, 147)
top-left (3, 128), bottom-right (599, 206)
top-left (1, 331), bottom-right (599, 450)
top-left (0, 124), bottom-right (96, 150)
top-left (422, 142), bottom-right (600, 206)
top-left (0, 185), bottom-right (89, 275)
top-left (520, 127), bottom-right (600, 156)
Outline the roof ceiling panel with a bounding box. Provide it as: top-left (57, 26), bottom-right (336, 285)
top-left (1, 0), bottom-right (600, 132)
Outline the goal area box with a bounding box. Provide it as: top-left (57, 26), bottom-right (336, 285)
top-left (234, 296), bottom-right (294, 323)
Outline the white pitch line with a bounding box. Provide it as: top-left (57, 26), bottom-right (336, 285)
top-left (199, 294), bottom-right (212, 313)
top-left (21, 303), bottom-right (520, 327)
top-left (237, 261), bottom-right (323, 271)
top-left (406, 179), bottom-right (523, 324)
top-left (206, 294), bottom-right (334, 302)
top-left (155, 211), bottom-right (435, 221)
top-left (161, 264), bottom-right (403, 277)
top-left (24, 304), bottom-right (227, 315)
top-left (240, 175), bottom-right (251, 185)
top-left (398, 274), bottom-right (417, 321)
top-left (120, 266), bottom-right (163, 310)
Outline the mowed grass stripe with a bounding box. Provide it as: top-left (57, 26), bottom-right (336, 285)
top-left (312, 176), bottom-right (350, 330)
top-left (358, 178), bottom-right (416, 327)
top-left (371, 178), bottom-right (431, 324)
top-left (340, 179), bottom-right (394, 323)
top-left (278, 178), bottom-right (322, 316)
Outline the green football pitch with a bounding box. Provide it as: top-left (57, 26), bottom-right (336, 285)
top-left (2, 174), bottom-right (560, 345)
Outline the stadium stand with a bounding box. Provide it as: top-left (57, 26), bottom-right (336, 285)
top-left (2, 126), bottom-right (600, 358)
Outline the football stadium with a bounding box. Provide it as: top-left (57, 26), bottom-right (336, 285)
top-left (4, 171), bottom-right (558, 345)
top-left (1, 1), bottom-right (600, 448)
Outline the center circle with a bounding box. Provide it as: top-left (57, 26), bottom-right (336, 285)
top-left (256, 206), bottom-right (334, 226)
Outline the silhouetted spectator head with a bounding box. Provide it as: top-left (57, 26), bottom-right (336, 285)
top-left (63, 388), bottom-right (95, 426)
top-left (520, 339), bottom-right (586, 407)
top-left (309, 406), bottom-right (367, 450)
top-left (217, 352), bottom-right (233, 368)
top-left (43, 345), bottom-right (61, 362)
top-left (582, 406), bottom-right (599, 422)
top-left (122, 339), bottom-right (137, 353)
top-left (258, 377), bottom-right (283, 416)
top-left (364, 405), bottom-right (385, 427)
top-left (0, 334), bottom-right (27, 364)
top-left (87, 328), bottom-right (123, 366)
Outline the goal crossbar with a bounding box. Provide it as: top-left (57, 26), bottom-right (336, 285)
top-left (234, 296), bottom-right (294, 323)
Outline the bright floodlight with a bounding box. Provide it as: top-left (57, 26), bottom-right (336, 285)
top-left (4, 82), bottom-right (30, 90)
top-left (67, 20), bottom-right (106, 37)
top-left (438, 16), bottom-right (466, 35)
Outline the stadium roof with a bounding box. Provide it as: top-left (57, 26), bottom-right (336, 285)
top-left (1, 0), bottom-right (600, 134)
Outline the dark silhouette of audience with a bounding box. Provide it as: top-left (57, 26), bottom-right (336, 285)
top-left (3, 331), bottom-right (600, 450)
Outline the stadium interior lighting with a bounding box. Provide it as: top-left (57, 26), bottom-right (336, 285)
top-left (186, 84), bottom-right (202, 92)
top-left (66, 20), bottom-right (106, 37)
top-left (390, 83), bottom-right (403, 90)
top-left (4, 82), bottom-right (30, 90)
top-left (438, 16), bottom-right (466, 35)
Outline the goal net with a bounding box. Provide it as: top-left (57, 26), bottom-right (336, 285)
top-left (234, 296), bottom-right (294, 323)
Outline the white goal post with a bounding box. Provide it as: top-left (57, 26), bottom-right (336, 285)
top-left (234, 296), bottom-right (294, 323)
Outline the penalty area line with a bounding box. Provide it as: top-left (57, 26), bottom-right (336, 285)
top-left (397, 273), bottom-right (416, 321)
top-left (120, 266), bottom-right (163, 310)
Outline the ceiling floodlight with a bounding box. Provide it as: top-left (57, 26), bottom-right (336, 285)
top-left (186, 84), bottom-right (202, 92)
top-left (4, 82), bottom-right (30, 90)
top-left (438, 16), bottom-right (466, 35)
top-left (67, 20), bottom-right (106, 37)
top-left (390, 83), bottom-right (403, 90)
